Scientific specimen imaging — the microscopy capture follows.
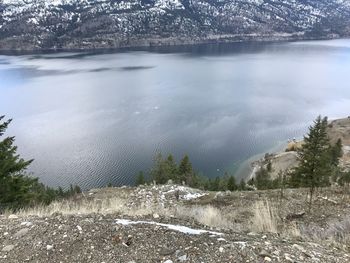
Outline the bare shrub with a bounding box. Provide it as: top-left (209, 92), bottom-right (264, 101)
top-left (301, 216), bottom-right (350, 246)
top-left (282, 221), bottom-right (301, 238)
top-left (173, 205), bottom-right (233, 229)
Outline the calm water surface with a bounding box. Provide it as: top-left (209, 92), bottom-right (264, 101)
top-left (0, 39), bottom-right (350, 189)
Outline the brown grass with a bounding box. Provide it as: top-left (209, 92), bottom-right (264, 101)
top-left (251, 200), bottom-right (279, 233)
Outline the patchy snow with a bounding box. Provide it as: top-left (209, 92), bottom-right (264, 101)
top-left (115, 219), bottom-right (223, 236)
top-left (343, 145), bottom-right (350, 153)
top-left (183, 192), bottom-right (206, 200)
top-left (150, 184), bottom-right (207, 200)
top-left (234, 241), bottom-right (247, 249)
top-left (154, 0), bottom-right (184, 10)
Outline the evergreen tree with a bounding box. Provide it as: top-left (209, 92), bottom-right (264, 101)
top-left (218, 172), bottom-right (229, 191)
top-left (330, 138), bottom-right (343, 166)
top-left (0, 116), bottom-right (84, 211)
top-left (165, 154), bottom-right (178, 182)
top-left (178, 154), bottom-right (193, 184)
top-left (150, 153), bottom-right (167, 184)
top-left (209, 177), bottom-right (220, 191)
top-left (227, 176), bottom-right (237, 191)
top-left (254, 166), bottom-right (272, 190)
top-left (339, 171), bottom-right (350, 189)
top-left (0, 116), bottom-right (35, 209)
top-left (135, 171), bottom-right (146, 186)
top-left (290, 116), bottom-right (332, 210)
top-left (150, 153), bottom-right (180, 184)
top-left (238, 179), bottom-right (247, 191)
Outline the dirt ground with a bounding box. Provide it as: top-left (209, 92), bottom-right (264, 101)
top-left (1, 185), bottom-right (350, 262)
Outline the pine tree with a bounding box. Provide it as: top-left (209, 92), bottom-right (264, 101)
top-left (238, 179), bottom-right (247, 191)
top-left (227, 176), bottom-right (237, 191)
top-left (165, 154), bottom-right (178, 182)
top-left (291, 116), bottom-right (332, 210)
top-left (254, 166), bottom-right (271, 190)
top-left (0, 116), bottom-right (34, 210)
top-left (150, 153), bottom-right (167, 184)
top-left (178, 154), bottom-right (193, 184)
top-left (136, 171), bottom-right (146, 186)
top-left (0, 116), bottom-right (82, 211)
top-left (330, 138), bottom-right (343, 166)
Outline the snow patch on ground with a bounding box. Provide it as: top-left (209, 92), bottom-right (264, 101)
top-left (115, 219), bottom-right (223, 236)
top-left (183, 192), bottom-right (206, 200)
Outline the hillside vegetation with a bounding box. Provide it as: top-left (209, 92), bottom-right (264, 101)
top-left (1, 0), bottom-right (350, 50)
top-left (2, 115), bottom-right (350, 262)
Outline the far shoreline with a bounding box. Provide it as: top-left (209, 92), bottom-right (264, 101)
top-left (0, 35), bottom-right (349, 56)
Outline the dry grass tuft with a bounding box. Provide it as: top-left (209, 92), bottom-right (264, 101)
top-left (301, 215), bottom-right (350, 246)
top-left (251, 200), bottom-right (279, 233)
top-left (173, 205), bottom-right (233, 229)
top-left (17, 197), bottom-right (128, 217)
top-left (16, 196), bottom-right (174, 218)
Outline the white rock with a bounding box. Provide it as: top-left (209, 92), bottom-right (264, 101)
top-left (46, 245), bottom-right (54, 251)
top-left (2, 245), bottom-right (15, 252)
top-left (20, 222), bottom-right (33, 227)
top-left (292, 244), bottom-right (306, 253)
top-left (76, 225), bottom-right (82, 232)
top-left (264, 256), bottom-right (272, 262)
top-left (14, 228), bottom-right (29, 238)
top-left (163, 260), bottom-right (173, 263)
top-left (153, 213), bottom-right (160, 219)
top-left (178, 254), bottom-right (187, 261)
top-left (219, 247), bottom-right (224, 253)
top-left (8, 214), bottom-right (18, 219)
top-left (284, 254), bottom-right (294, 262)
top-left (3, 232), bottom-right (9, 236)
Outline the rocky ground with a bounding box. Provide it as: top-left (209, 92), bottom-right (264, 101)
top-left (1, 184), bottom-right (350, 262)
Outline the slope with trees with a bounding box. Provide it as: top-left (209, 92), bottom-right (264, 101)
top-left (0, 116), bottom-right (81, 212)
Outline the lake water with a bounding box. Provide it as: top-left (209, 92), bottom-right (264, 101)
top-left (1, 39), bottom-right (350, 190)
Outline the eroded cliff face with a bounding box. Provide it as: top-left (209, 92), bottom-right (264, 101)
top-left (1, 0), bottom-right (350, 50)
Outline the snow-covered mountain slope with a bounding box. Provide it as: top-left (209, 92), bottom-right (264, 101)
top-left (1, 0), bottom-right (350, 50)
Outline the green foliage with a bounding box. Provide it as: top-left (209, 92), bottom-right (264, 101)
top-left (178, 154), bottom-right (193, 184)
top-left (248, 166), bottom-right (286, 191)
top-left (227, 175), bottom-right (237, 191)
top-left (166, 154), bottom-right (178, 176)
top-left (150, 153), bottom-right (168, 184)
top-left (142, 116), bottom-right (344, 201)
top-left (288, 116), bottom-right (337, 210)
top-left (135, 171), bottom-right (145, 186)
top-left (147, 153), bottom-right (240, 191)
top-left (0, 116), bottom-right (34, 210)
top-left (238, 179), bottom-right (247, 191)
top-left (150, 153), bottom-right (197, 185)
top-left (150, 153), bottom-right (180, 184)
top-left (330, 138), bottom-right (343, 166)
top-left (338, 171), bottom-right (350, 187)
top-left (290, 116), bottom-right (332, 189)
top-left (253, 166), bottom-right (272, 190)
top-left (0, 116), bottom-right (81, 212)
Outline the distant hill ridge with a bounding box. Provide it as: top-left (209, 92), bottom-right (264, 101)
top-left (1, 0), bottom-right (350, 50)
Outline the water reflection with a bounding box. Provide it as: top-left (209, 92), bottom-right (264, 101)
top-left (0, 39), bottom-right (349, 190)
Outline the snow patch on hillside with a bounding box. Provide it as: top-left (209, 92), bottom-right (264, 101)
top-left (115, 219), bottom-right (224, 236)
